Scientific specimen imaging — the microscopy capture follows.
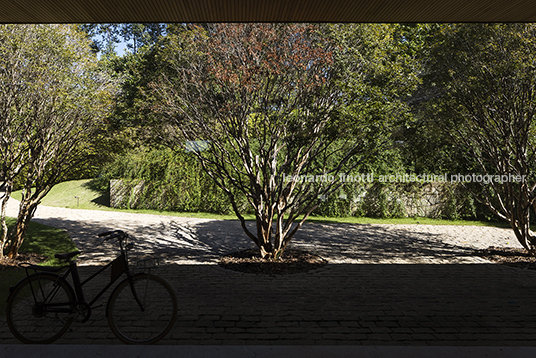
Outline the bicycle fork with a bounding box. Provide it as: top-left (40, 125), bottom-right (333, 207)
top-left (127, 273), bottom-right (148, 312)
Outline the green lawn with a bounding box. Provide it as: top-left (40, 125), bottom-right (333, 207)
top-left (11, 179), bottom-right (509, 228)
top-left (306, 215), bottom-right (510, 228)
top-left (0, 217), bottom-right (77, 315)
top-left (2, 217), bottom-right (77, 265)
top-left (11, 179), bottom-right (109, 210)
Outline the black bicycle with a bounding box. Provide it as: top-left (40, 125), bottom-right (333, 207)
top-left (5, 230), bottom-right (177, 344)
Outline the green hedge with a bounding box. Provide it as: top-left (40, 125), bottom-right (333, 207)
top-left (97, 147), bottom-right (491, 220)
top-left (314, 181), bottom-right (481, 220)
top-left (94, 147), bottom-right (235, 214)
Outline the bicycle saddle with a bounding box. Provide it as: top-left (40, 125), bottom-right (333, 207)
top-left (54, 251), bottom-right (80, 260)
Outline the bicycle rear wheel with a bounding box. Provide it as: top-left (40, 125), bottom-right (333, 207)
top-left (6, 273), bottom-right (75, 344)
top-left (107, 273), bottom-right (177, 344)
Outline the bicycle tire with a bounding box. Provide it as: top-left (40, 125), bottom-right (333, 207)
top-left (107, 273), bottom-right (177, 344)
top-left (6, 273), bottom-right (75, 344)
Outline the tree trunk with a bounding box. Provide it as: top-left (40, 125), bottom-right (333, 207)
top-left (7, 200), bottom-right (37, 259)
top-left (258, 241), bottom-right (274, 259)
top-left (510, 210), bottom-right (536, 255)
top-left (0, 180), bottom-right (13, 259)
top-left (0, 197), bottom-right (8, 259)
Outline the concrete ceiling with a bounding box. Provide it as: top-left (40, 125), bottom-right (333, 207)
top-left (1, 0), bottom-right (536, 23)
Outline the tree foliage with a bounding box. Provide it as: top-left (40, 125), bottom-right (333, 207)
top-left (420, 23), bottom-right (536, 252)
top-left (79, 23), bottom-right (166, 55)
top-left (96, 146), bottom-right (233, 213)
top-left (153, 23), bottom-right (418, 258)
top-left (0, 24), bottom-right (115, 258)
top-left (12, 21), bottom-right (535, 259)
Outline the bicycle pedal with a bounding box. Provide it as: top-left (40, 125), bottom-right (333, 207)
top-left (72, 303), bottom-right (92, 323)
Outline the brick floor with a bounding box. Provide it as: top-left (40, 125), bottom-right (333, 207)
top-left (3, 261), bottom-right (536, 346)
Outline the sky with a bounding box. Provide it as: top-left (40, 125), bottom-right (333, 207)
top-left (116, 41), bottom-right (128, 55)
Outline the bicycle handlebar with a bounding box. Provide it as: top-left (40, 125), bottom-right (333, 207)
top-left (98, 230), bottom-right (126, 241)
top-left (97, 230), bottom-right (135, 254)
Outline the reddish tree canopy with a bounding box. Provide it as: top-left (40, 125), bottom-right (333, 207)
top-left (156, 23), bottom-right (375, 258)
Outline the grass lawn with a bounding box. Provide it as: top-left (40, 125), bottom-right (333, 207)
top-left (0, 217), bottom-right (77, 315)
top-left (306, 215), bottom-right (510, 228)
top-left (11, 179), bottom-right (509, 228)
top-left (2, 217), bottom-right (77, 265)
top-left (11, 179), bottom-right (109, 210)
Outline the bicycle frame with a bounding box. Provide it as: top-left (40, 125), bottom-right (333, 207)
top-left (19, 233), bottom-right (146, 322)
top-left (7, 229), bottom-right (176, 345)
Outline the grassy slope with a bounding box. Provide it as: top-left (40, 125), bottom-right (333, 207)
top-left (11, 179), bottom-right (508, 228)
top-left (11, 179), bottom-right (109, 210)
top-left (1, 218), bottom-right (77, 315)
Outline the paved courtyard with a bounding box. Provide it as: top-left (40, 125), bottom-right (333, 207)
top-left (2, 200), bottom-right (536, 346)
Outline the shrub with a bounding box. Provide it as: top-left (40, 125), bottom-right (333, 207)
top-left (95, 147), bottom-right (240, 214)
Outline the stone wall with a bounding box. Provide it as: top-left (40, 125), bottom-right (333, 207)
top-left (109, 179), bottom-right (473, 218)
top-left (109, 179), bottom-right (147, 209)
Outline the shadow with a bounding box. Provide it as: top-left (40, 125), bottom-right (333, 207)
top-left (2, 261), bottom-right (536, 345)
top-left (4, 213), bottom-right (536, 345)
top-left (291, 222), bottom-right (481, 263)
top-left (81, 180), bottom-right (110, 207)
top-left (160, 262), bottom-right (536, 345)
top-left (29, 217), bottom-right (257, 265)
top-left (186, 220), bottom-right (483, 264)
top-left (90, 194), bottom-right (110, 207)
top-left (30, 215), bottom-right (495, 266)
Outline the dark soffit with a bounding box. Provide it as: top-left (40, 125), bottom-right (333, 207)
top-left (1, 0), bottom-right (536, 23)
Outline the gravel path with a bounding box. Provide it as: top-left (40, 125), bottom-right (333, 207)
top-left (5, 197), bottom-right (536, 348)
top-left (5, 198), bottom-right (522, 266)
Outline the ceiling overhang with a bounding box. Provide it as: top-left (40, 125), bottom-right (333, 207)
top-left (1, 0), bottom-right (536, 23)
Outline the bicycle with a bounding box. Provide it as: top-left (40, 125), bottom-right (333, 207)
top-left (5, 230), bottom-right (177, 344)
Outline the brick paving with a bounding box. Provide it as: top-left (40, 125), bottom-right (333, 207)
top-left (3, 258), bottom-right (536, 346)
top-left (2, 201), bottom-right (536, 346)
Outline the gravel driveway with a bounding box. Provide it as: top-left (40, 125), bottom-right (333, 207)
top-left (4, 198), bottom-right (522, 266)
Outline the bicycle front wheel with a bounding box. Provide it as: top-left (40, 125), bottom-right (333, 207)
top-left (107, 273), bottom-right (177, 344)
top-left (6, 273), bottom-right (75, 344)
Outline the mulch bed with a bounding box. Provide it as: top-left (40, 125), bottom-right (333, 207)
top-left (0, 252), bottom-right (47, 272)
top-left (220, 246), bottom-right (536, 275)
top-left (4, 247), bottom-right (534, 274)
top-left (219, 248), bottom-right (328, 275)
top-left (473, 246), bottom-right (536, 270)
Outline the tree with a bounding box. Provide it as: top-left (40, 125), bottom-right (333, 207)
top-left (0, 25), bottom-right (36, 259)
top-left (154, 23), bottom-right (418, 258)
top-left (0, 24), bottom-right (114, 258)
top-left (79, 23), bottom-right (166, 55)
top-left (329, 23), bottom-right (423, 173)
top-left (421, 23), bottom-right (536, 252)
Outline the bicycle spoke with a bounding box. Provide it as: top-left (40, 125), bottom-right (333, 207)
top-left (107, 273), bottom-right (177, 344)
top-left (6, 273), bottom-right (75, 344)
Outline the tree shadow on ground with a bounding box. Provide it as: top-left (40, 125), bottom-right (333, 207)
top-left (183, 220), bottom-right (481, 265)
top-left (32, 216), bottom-right (483, 267)
top-left (81, 180), bottom-right (110, 207)
top-left (290, 222), bottom-right (479, 263)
